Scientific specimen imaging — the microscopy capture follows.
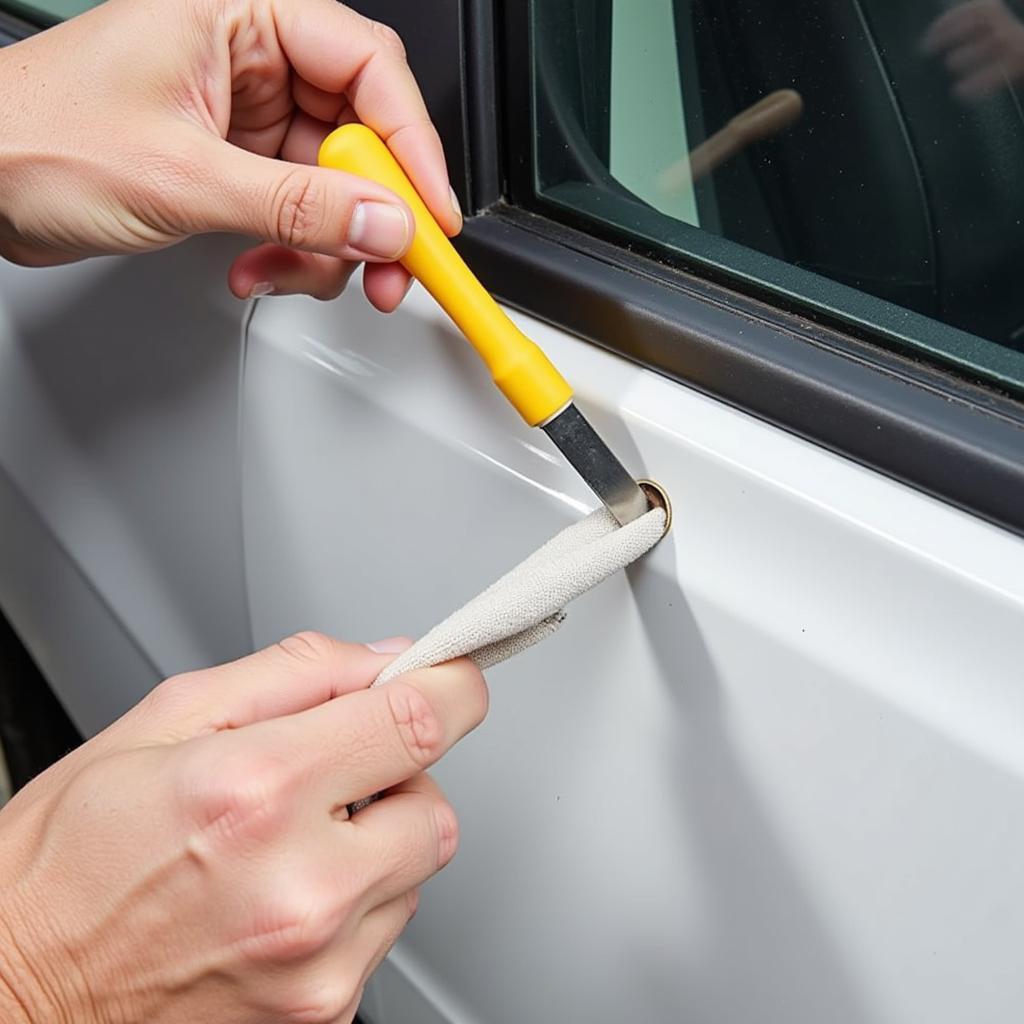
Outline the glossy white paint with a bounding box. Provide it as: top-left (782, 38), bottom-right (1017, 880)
top-left (0, 238), bottom-right (252, 731)
top-left (1, 237), bottom-right (1022, 1022)
top-left (244, 279), bottom-right (1024, 1024)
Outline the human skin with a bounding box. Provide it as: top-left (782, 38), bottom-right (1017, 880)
top-left (0, 0), bottom-right (463, 309)
top-left (922, 0), bottom-right (1024, 99)
top-left (0, 633), bottom-right (488, 1023)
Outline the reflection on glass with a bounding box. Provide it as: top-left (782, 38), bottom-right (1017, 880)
top-left (531, 0), bottom-right (1024, 388)
top-left (923, 0), bottom-right (1024, 99)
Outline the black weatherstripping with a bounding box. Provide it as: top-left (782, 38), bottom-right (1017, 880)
top-left (456, 206), bottom-right (1024, 538)
top-left (466, 0), bottom-right (1024, 536)
top-left (5, 0), bottom-right (1023, 535)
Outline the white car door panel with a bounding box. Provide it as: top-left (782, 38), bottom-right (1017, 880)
top-left (3, 2), bottom-right (1024, 1022)
top-left (243, 282), bottom-right (1024, 1024)
top-left (0, 238), bottom-right (251, 730)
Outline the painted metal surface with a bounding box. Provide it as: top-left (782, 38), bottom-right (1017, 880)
top-left (244, 280), bottom-right (1024, 1024)
top-left (0, 236), bottom-right (1022, 1020)
top-left (0, 238), bottom-right (252, 732)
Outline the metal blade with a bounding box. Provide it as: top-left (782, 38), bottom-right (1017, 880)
top-left (541, 403), bottom-right (649, 526)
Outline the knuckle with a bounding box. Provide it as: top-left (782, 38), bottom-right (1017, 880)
top-left (251, 878), bottom-right (343, 965)
top-left (142, 671), bottom-right (199, 722)
top-left (279, 981), bottom-right (354, 1024)
top-left (370, 19), bottom-right (407, 58)
top-left (186, 749), bottom-right (291, 839)
top-left (275, 630), bottom-right (337, 665)
top-left (270, 170), bottom-right (324, 250)
top-left (386, 682), bottom-right (445, 771)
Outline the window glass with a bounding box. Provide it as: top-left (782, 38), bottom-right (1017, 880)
top-left (7, 1), bottom-right (100, 21)
top-left (609, 0), bottom-right (699, 226)
top-left (530, 0), bottom-right (1024, 394)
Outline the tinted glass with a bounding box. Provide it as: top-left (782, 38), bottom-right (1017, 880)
top-left (530, 0), bottom-right (1024, 394)
top-left (6, 1), bottom-right (99, 20)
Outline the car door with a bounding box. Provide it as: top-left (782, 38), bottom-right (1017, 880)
top-left (3, 1), bottom-right (1024, 1022)
top-left (243, 2), bottom-right (1024, 1023)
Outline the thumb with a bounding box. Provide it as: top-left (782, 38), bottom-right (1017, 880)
top-left (127, 633), bottom-right (414, 743)
top-left (182, 137), bottom-right (413, 261)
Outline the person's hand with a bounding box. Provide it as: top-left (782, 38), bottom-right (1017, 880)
top-left (0, 0), bottom-right (462, 310)
top-left (0, 632), bottom-right (487, 1024)
top-left (922, 0), bottom-right (1024, 99)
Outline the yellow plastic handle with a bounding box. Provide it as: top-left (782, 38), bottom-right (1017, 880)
top-left (318, 123), bottom-right (573, 427)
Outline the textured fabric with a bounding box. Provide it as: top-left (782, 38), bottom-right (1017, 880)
top-left (374, 505), bottom-right (667, 686)
top-left (348, 504), bottom-right (667, 812)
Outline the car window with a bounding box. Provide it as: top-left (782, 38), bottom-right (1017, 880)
top-left (7, 0), bottom-right (99, 21)
top-left (528, 0), bottom-right (1024, 395)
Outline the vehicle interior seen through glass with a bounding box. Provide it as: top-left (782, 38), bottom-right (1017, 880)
top-left (529, 0), bottom-right (1024, 395)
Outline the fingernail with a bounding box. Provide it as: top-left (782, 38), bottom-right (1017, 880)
top-left (348, 201), bottom-right (410, 259)
top-left (449, 186), bottom-right (463, 223)
top-left (365, 636), bottom-right (413, 654)
top-left (249, 281), bottom-right (275, 298)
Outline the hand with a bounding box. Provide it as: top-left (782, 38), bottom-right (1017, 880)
top-left (922, 0), bottom-right (1024, 99)
top-left (0, 0), bottom-right (462, 310)
top-left (0, 632), bottom-right (487, 1024)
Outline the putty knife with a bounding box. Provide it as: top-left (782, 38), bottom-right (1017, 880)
top-left (318, 124), bottom-right (649, 527)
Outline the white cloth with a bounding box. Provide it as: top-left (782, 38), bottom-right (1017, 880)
top-left (347, 504), bottom-right (666, 812)
top-left (374, 505), bottom-right (667, 686)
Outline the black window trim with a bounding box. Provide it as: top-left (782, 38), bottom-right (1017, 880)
top-left (5, 0), bottom-right (1024, 537)
top-left (459, 205), bottom-right (1024, 537)
top-left (510, 1), bottom-right (1024, 401)
top-left (462, 0), bottom-right (1024, 538)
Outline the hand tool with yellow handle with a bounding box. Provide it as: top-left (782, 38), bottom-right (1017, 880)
top-left (319, 123), bottom-right (649, 526)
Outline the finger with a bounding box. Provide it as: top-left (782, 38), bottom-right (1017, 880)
top-left (922, 1), bottom-right (991, 53)
top-left (955, 61), bottom-right (1012, 97)
top-left (345, 773), bottom-right (456, 910)
top-left (249, 888), bottom-right (415, 1023)
top-left (280, 110), bottom-right (338, 166)
top-left (0, 238), bottom-right (84, 267)
top-left (945, 37), bottom-right (999, 75)
top-left (272, 0), bottom-right (462, 237)
top-left (292, 76), bottom-right (349, 128)
top-left (138, 633), bottom-right (413, 736)
top-left (229, 244), bottom-right (358, 300)
top-left (363, 261), bottom-right (413, 312)
top-left (252, 658), bottom-right (488, 805)
top-left (179, 132), bottom-right (414, 262)
top-left (353, 890), bottom-right (419, 983)
top-left (297, 891), bottom-right (416, 1024)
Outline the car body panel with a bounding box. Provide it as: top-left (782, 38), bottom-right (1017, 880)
top-left (0, 238), bottom-right (251, 730)
top-left (243, 281), bottom-right (1024, 1024)
top-left (1, 234), bottom-right (1022, 1023)
top-left (2, 5), bottom-right (1023, 1021)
